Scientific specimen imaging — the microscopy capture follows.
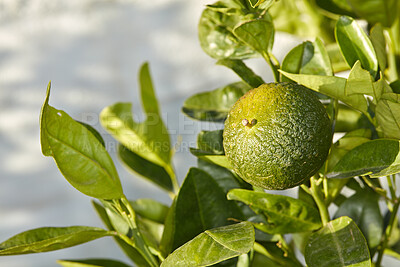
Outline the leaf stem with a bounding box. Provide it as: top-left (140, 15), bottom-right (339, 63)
top-left (310, 175), bottom-right (330, 226)
top-left (165, 165), bottom-right (179, 197)
top-left (119, 197), bottom-right (159, 267)
top-left (376, 198), bottom-right (400, 267)
top-left (262, 52), bottom-right (281, 82)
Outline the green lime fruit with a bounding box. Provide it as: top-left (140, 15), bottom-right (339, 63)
top-left (223, 82), bottom-right (332, 190)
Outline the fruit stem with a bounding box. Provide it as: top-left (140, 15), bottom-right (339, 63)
top-left (310, 175), bottom-right (330, 226)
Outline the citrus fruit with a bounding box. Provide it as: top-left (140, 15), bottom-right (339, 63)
top-left (223, 82), bottom-right (332, 190)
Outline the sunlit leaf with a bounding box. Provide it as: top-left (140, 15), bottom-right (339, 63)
top-left (227, 189), bottom-right (321, 234)
top-left (40, 83), bottom-right (123, 199)
top-left (57, 258), bottom-right (131, 267)
top-left (327, 139), bottom-right (400, 179)
top-left (161, 222), bottom-right (254, 267)
top-left (305, 216), bottom-right (371, 267)
top-left (217, 59), bottom-right (264, 88)
top-left (182, 82), bottom-right (251, 122)
top-left (279, 70), bottom-right (369, 115)
top-left (334, 190), bottom-right (383, 248)
top-left (335, 16), bottom-right (378, 78)
top-left (0, 227), bottom-right (114, 255)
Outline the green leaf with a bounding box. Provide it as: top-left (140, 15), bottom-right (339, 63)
top-left (197, 159), bottom-right (251, 194)
top-left (57, 258), bottom-right (131, 267)
top-left (370, 24), bottom-right (387, 72)
top-left (118, 144), bottom-right (173, 192)
top-left (327, 139), bottom-right (400, 179)
top-left (326, 43), bottom-right (350, 73)
top-left (92, 201), bottom-right (151, 267)
top-left (77, 121), bottom-right (106, 148)
top-left (198, 6), bottom-right (258, 60)
top-left (0, 226), bottom-right (114, 255)
top-left (139, 62), bottom-right (160, 116)
top-left (281, 38), bottom-right (333, 82)
top-left (197, 129), bottom-right (225, 155)
top-left (335, 16), bottom-right (378, 78)
top-left (315, 0), bottom-right (356, 17)
top-left (334, 191), bottom-right (383, 248)
top-left (247, 0), bottom-right (274, 8)
top-left (334, 104), bottom-right (365, 132)
top-left (227, 189), bottom-right (322, 234)
top-left (130, 198), bottom-right (169, 224)
top-left (233, 17), bottom-right (274, 55)
top-left (376, 93), bottom-right (400, 139)
top-left (391, 80), bottom-right (400, 94)
top-left (217, 59), bottom-right (264, 88)
top-left (100, 63), bottom-right (171, 170)
top-left (347, 0), bottom-right (398, 27)
top-left (345, 61), bottom-right (376, 98)
top-left (279, 70), bottom-right (369, 115)
top-left (190, 149), bottom-right (233, 169)
top-left (305, 216), bottom-right (371, 267)
top-left (160, 168), bottom-right (245, 255)
top-left (182, 82), bottom-right (251, 122)
top-left (325, 129), bottom-right (371, 204)
top-left (40, 83), bottom-right (123, 199)
top-left (161, 222), bottom-right (254, 267)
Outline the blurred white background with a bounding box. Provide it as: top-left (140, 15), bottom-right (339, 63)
top-left (2, 1), bottom-right (395, 267)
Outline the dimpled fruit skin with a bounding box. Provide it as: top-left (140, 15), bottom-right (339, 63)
top-left (223, 82), bottom-right (332, 190)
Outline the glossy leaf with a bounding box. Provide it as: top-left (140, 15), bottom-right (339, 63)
top-left (335, 16), bottom-right (378, 78)
top-left (190, 149), bottom-right (233, 169)
top-left (305, 216), bottom-right (371, 267)
top-left (376, 93), bottom-right (400, 139)
top-left (281, 38), bottom-right (333, 82)
top-left (315, 0), bottom-right (355, 17)
top-left (161, 222), bottom-right (254, 267)
top-left (227, 189), bottom-right (322, 234)
top-left (279, 70), bottom-right (369, 115)
top-left (160, 168), bottom-right (244, 255)
top-left (57, 259), bottom-right (131, 267)
top-left (233, 18), bottom-right (274, 55)
top-left (118, 144), bottom-right (173, 192)
top-left (92, 201), bottom-right (151, 267)
top-left (100, 63), bottom-right (172, 170)
top-left (197, 159), bottom-right (251, 194)
top-left (347, 0), bottom-right (398, 27)
top-left (370, 24), bottom-right (387, 72)
top-left (0, 226), bottom-right (114, 255)
top-left (139, 62), bottom-right (160, 116)
top-left (197, 130), bottom-right (224, 155)
top-left (217, 59), bottom-right (264, 88)
top-left (182, 82), bottom-right (251, 122)
top-left (334, 191), bottom-right (383, 248)
top-left (77, 121), bottom-right (106, 148)
top-left (198, 6), bottom-right (258, 60)
top-left (130, 198), bottom-right (169, 224)
top-left (327, 139), bottom-right (400, 179)
top-left (40, 83), bottom-right (123, 199)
